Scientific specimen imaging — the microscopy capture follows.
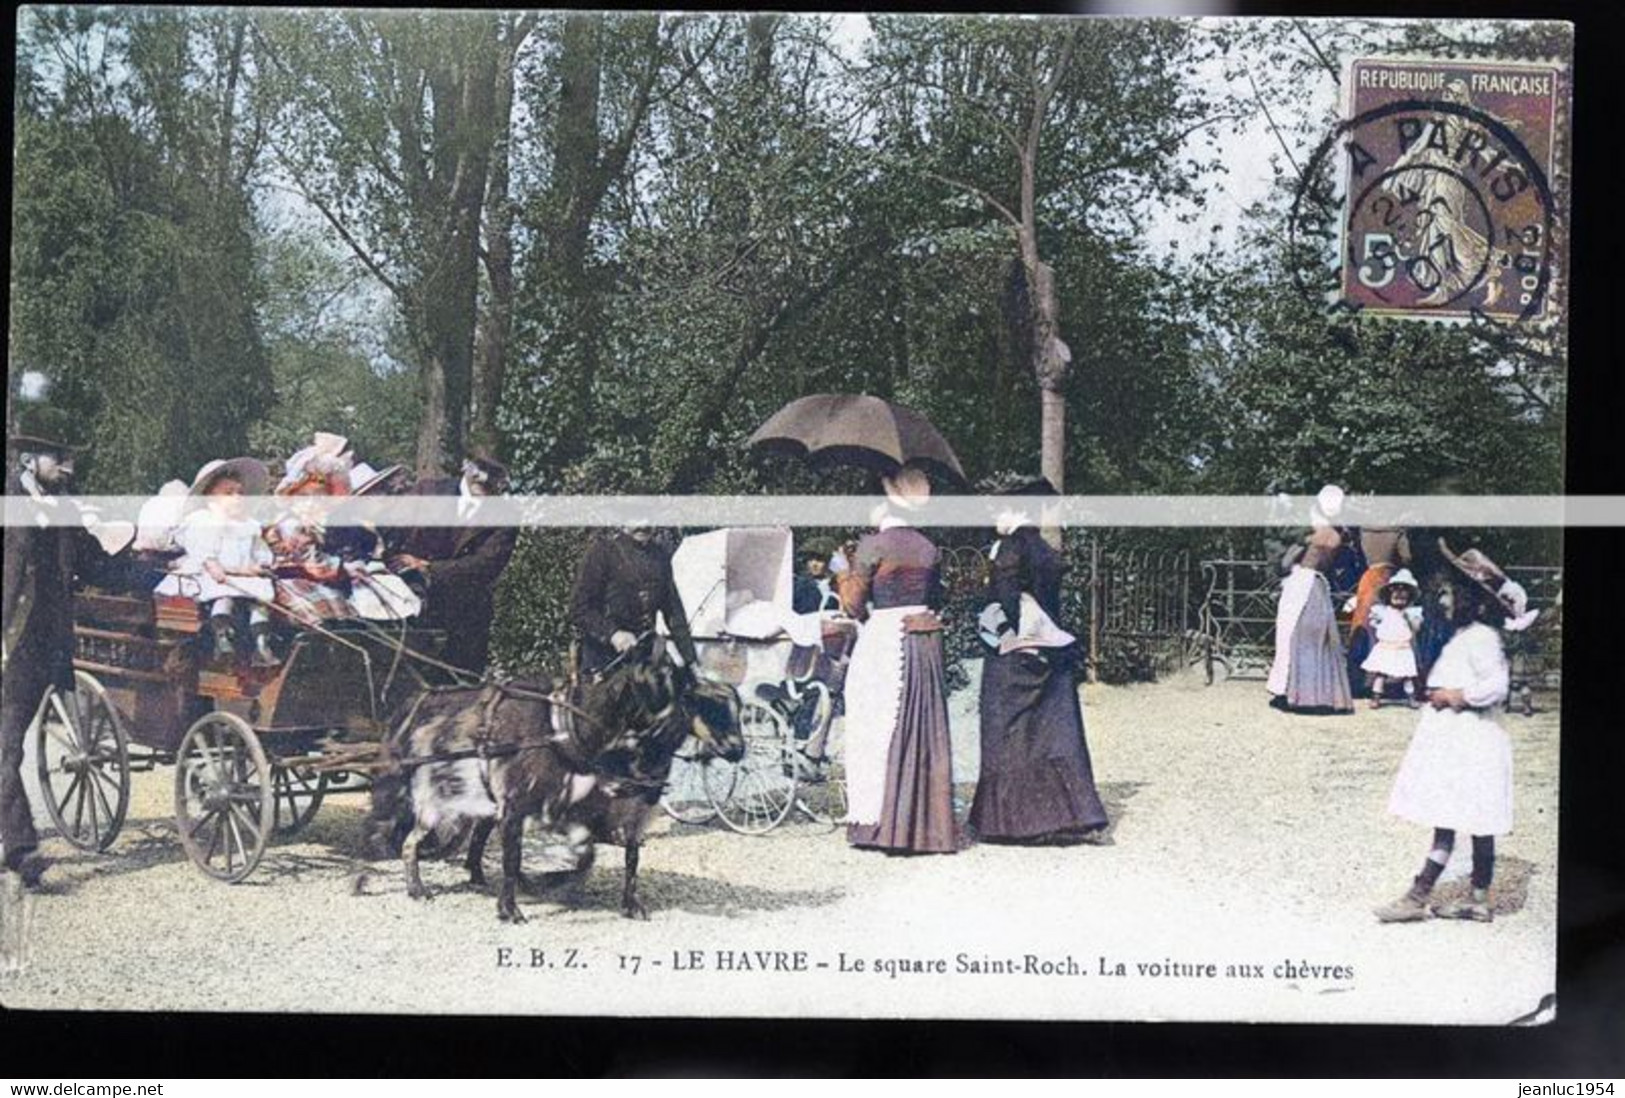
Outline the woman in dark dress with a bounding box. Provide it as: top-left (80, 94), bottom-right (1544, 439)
top-left (841, 469), bottom-right (958, 855)
top-left (968, 478), bottom-right (1108, 843)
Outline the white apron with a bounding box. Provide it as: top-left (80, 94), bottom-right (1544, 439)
top-left (1266, 565), bottom-right (1319, 695)
top-left (841, 605), bottom-right (919, 826)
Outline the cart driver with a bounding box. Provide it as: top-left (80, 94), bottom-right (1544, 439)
top-left (390, 455), bottom-right (517, 675)
top-left (2, 391), bottom-right (82, 890)
top-left (570, 520), bottom-right (698, 678)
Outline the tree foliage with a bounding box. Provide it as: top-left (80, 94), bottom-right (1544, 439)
top-left (12, 8), bottom-right (273, 490)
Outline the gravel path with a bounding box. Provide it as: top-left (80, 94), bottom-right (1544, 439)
top-left (0, 669), bottom-right (1558, 1023)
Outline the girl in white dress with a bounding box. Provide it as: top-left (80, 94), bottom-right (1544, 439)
top-left (1376, 542), bottom-right (1540, 924)
top-left (1361, 568), bottom-right (1423, 707)
top-left (154, 458), bottom-right (277, 664)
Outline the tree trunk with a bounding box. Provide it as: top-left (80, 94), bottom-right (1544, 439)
top-left (1031, 258), bottom-right (1069, 549)
top-left (415, 322), bottom-right (449, 479)
top-left (412, 20), bottom-right (498, 475)
top-left (471, 16), bottom-right (526, 460)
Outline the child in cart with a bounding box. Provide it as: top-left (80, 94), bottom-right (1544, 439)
top-left (1375, 541), bottom-right (1540, 924)
top-left (153, 458), bottom-right (278, 665)
top-left (265, 434), bottom-right (360, 631)
top-left (1361, 568), bottom-right (1424, 707)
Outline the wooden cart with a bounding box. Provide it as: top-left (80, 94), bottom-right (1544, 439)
top-left (32, 588), bottom-right (454, 882)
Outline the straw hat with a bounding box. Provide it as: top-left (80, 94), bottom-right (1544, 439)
top-left (1438, 539), bottom-right (1540, 632)
top-left (882, 466), bottom-right (931, 512)
top-left (277, 432), bottom-right (352, 495)
top-left (349, 462), bottom-right (406, 497)
top-left (189, 456), bottom-right (269, 498)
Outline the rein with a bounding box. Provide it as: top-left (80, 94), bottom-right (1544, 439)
top-left (389, 670), bottom-right (690, 793)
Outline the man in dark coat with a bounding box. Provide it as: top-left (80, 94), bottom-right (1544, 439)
top-left (360, 456), bottom-right (516, 860)
top-left (2, 413), bottom-right (80, 888)
top-left (570, 525), bottom-right (698, 677)
top-left (390, 457), bottom-right (517, 675)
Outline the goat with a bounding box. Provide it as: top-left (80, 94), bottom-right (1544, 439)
top-left (378, 657), bottom-right (743, 922)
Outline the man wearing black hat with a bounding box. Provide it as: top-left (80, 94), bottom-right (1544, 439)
top-left (391, 456), bottom-right (518, 675)
top-left (2, 397), bottom-right (82, 888)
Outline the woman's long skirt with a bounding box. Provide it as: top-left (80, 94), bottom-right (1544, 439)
top-left (968, 649), bottom-right (1108, 841)
top-left (1268, 568), bottom-right (1353, 712)
top-left (844, 608), bottom-right (957, 854)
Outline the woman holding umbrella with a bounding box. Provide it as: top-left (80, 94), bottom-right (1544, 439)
top-left (750, 393), bottom-right (967, 855)
top-left (839, 467), bottom-right (958, 855)
top-left (968, 474), bottom-right (1108, 844)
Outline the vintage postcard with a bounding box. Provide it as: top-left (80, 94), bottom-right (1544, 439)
top-left (2, 10), bottom-right (1570, 1026)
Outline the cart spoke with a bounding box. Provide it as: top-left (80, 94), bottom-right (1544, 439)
top-left (198, 730), bottom-right (227, 788)
top-left (54, 769), bottom-right (85, 823)
top-left (42, 717), bottom-right (79, 757)
top-left (225, 811), bottom-right (246, 873)
top-left (88, 770), bottom-right (117, 837)
top-left (68, 691), bottom-right (90, 749)
top-left (71, 768), bottom-right (89, 837)
top-left (228, 799), bottom-right (261, 845)
top-left (202, 812), bottom-right (224, 864)
top-left (86, 773), bottom-right (102, 846)
top-left (88, 763), bottom-right (123, 799)
top-left (48, 692), bottom-right (78, 743)
top-left (276, 773), bottom-right (302, 827)
top-left (87, 712), bottom-right (113, 752)
top-left (209, 723), bottom-right (232, 777)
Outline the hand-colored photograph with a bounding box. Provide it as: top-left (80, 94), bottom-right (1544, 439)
top-left (2, 9), bottom-right (1569, 1026)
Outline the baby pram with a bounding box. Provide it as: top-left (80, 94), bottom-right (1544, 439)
top-left (659, 527), bottom-right (854, 833)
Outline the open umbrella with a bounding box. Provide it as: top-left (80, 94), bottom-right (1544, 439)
top-left (748, 393), bottom-right (967, 487)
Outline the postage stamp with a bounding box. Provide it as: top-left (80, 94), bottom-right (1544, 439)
top-left (1296, 58), bottom-right (1566, 324)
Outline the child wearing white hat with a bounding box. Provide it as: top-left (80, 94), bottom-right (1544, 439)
top-left (1361, 568), bottom-right (1423, 707)
top-left (153, 458), bottom-right (277, 665)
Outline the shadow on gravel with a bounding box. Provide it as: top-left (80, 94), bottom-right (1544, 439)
top-left (1430, 854), bottom-right (1538, 918)
top-left (39, 821), bottom-right (192, 887)
top-left (571, 867), bottom-right (845, 919)
top-left (42, 815), bottom-right (373, 890)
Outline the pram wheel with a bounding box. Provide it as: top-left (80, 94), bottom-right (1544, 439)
top-left (661, 733), bottom-right (721, 825)
top-left (704, 701), bottom-right (797, 834)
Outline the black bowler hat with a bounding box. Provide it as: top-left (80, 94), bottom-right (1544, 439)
top-left (7, 401), bottom-right (82, 454)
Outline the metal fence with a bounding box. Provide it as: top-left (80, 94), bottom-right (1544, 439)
top-left (939, 538), bottom-right (1559, 698)
top-left (1192, 558), bottom-right (1563, 707)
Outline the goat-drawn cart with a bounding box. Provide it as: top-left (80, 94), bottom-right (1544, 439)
top-left (32, 586), bottom-right (457, 882)
top-left (661, 527), bottom-right (854, 834)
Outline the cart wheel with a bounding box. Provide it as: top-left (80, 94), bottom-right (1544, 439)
top-left (33, 671), bottom-right (130, 852)
top-left (174, 712), bottom-right (274, 883)
top-left (661, 735), bottom-right (719, 825)
top-left (704, 701), bottom-right (797, 835)
top-left (269, 764), bottom-right (328, 836)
